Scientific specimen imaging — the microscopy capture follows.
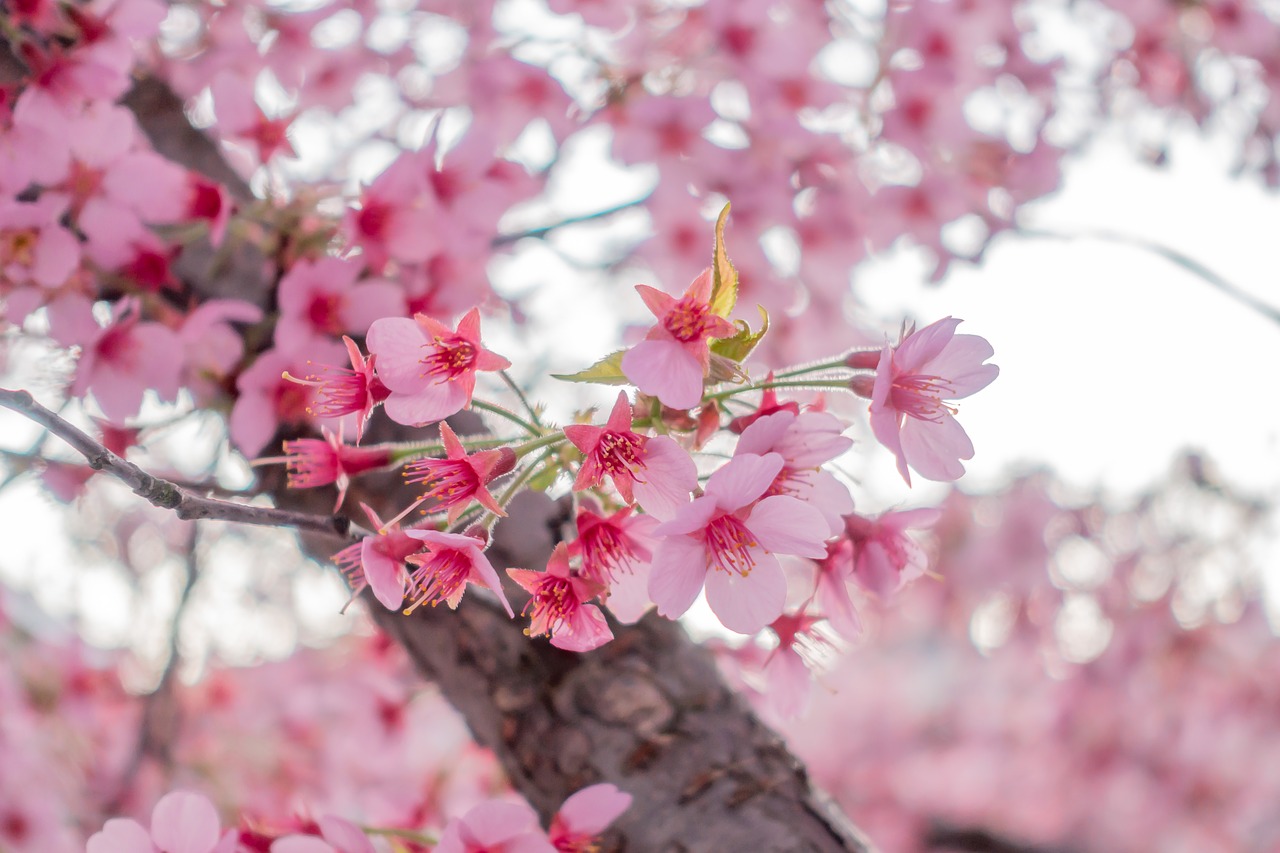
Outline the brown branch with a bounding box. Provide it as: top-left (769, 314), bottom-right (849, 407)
top-left (0, 388), bottom-right (350, 538)
top-left (926, 824), bottom-right (1078, 853)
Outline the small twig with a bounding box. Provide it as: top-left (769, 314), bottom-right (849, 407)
top-left (0, 388), bottom-right (350, 538)
top-left (491, 196), bottom-right (650, 247)
top-left (0, 448), bottom-right (263, 499)
top-left (1019, 226), bottom-right (1280, 329)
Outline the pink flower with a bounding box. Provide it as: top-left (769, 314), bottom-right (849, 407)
top-left (275, 256), bottom-right (405, 356)
top-left (620, 269), bottom-right (737, 410)
top-left (87, 790), bottom-right (237, 853)
top-left (734, 410), bottom-right (855, 535)
top-left (49, 295), bottom-right (181, 423)
top-left (508, 542), bottom-right (613, 652)
top-left (399, 422), bottom-right (516, 524)
top-left (648, 453), bottom-right (829, 634)
top-left (0, 195), bottom-right (80, 289)
top-left (762, 613), bottom-right (835, 719)
top-left (403, 529), bottom-right (514, 617)
top-left (332, 504), bottom-right (418, 611)
top-left (563, 391), bottom-right (697, 518)
top-left (853, 316), bottom-right (998, 484)
top-left (436, 800), bottom-right (554, 853)
top-left (571, 503), bottom-right (658, 588)
top-left (343, 149), bottom-right (439, 270)
top-left (843, 508), bottom-right (940, 598)
top-left (254, 428), bottom-right (392, 512)
top-left (282, 336), bottom-right (389, 443)
top-left (229, 342), bottom-right (347, 457)
top-left (727, 373), bottom-right (801, 433)
top-left (367, 308), bottom-right (512, 426)
top-left (548, 783), bottom-right (633, 851)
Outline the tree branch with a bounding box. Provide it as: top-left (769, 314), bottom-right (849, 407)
top-left (0, 388), bottom-right (350, 538)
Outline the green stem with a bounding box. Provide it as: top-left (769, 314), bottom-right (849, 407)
top-left (483, 448), bottom-right (558, 530)
top-left (500, 370), bottom-right (543, 429)
top-left (363, 827), bottom-right (438, 847)
top-left (388, 435), bottom-right (514, 464)
top-left (513, 432), bottom-right (567, 458)
top-left (704, 378), bottom-right (852, 402)
top-left (472, 398), bottom-right (541, 436)
top-left (772, 357), bottom-right (851, 379)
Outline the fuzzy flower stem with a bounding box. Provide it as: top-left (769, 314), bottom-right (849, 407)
top-left (499, 370), bottom-right (543, 429)
top-left (771, 358), bottom-right (852, 379)
top-left (388, 435), bottom-right (514, 464)
top-left (483, 447), bottom-right (558, 530)
top-left (472, 398), bottom-right (542, 436)
top-left (705, 379), bottom-right (853, 402)
top-left (513, 432), bottom-right (567, 459)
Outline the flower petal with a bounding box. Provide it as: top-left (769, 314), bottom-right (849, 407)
top-left (621, 340), bottom-right (704, 410)
top-left (747, 496), bottom-right (830, 559)
top-left (150, 791), bottom-right (220, 853)
top-left (704, 453), bottom-right (784, 512)
top-left (648, 535), bottom-right (708, 619)
top-left (633, 436), bottom-right (697, 519)
top-left (704, 553), bottom-right (785, 634)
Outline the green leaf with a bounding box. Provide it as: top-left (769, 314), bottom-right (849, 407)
top-left (550, 350), bottom-right (630, 385)
top-left (708, 202), bottom-right (738, 320)
top-left (710, 305), bottom-right (770, 362)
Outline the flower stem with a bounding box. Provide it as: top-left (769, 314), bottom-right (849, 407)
top-left (483, 447), bottom-right (558, 530)
top-left (500, 370), bottom-right (543, 429)
top-left (472, 398), bottom-right (541, 436)
top-left (514, 432), bottom-right (567, 458)
top-left (772, 357), bottom-right (852, 379)
top-left (704, 378), bottom-right (852, 402)
top-left (388, 435), bottom-right (513, 464)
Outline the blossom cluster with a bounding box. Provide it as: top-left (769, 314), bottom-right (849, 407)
top-left (264, 210), bottom-right (996, 690)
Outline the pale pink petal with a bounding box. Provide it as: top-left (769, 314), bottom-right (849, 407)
top-left (633, 436), bottom-right (697, 519)
top-left (869, 404), bottom-right (909, 485)
top-left (551, 605), bottom-right (613, 652)
top-left (704, 553), bottom-right (785, 634)
top-left (87, 819), bottom-right (156, 853)
top-left (733, 410), bottom-right (795, 457)
top-left (462, 801), bottom-right (539, 846)
top-left (341, 281), bottom-right (407, 333)
top-left (816, 570), bottom-right (862, 641)
top-left (621, 340), bottom-right (704, 410)
top-left (747, 495), bottom-right (829, 559)
top-left (31, 225), bottom-right (80, 287)
top-left (808, 471), bottom-right (855, 536)
top-left (653, 495), bottom-right (720, 537)
top-left (384, 207), bottom-right (439, 263)
top-left (603, 559), bottom-right (653, 624)
top-left (893, 316), bottom-right (961, 371)
top-left (704, 453), bottom-right (784, 512)
top-left (923, 333), bottom-right (998, 397)
top-left (229, 392), bottom-right (276, 456)
top-left (361, 541), bottom-right (406, 610)
top-left (764, 647), bottom-right (812, 719)
top-left (319, 816), bottom-right (377, 853)
top-left (557, 784), bottom-right (632, 836)
top-left (366, 317), bottom-right (431, 391)
top-left (466, 545), bottom-right (515, 618)
top-left (383, 381), bottom-right (469, 426)
top-left (150, 791), bottom-right (221, 853)
top-left (900, 414), bottom-right (973, 481)
top-left (778, 412), bottom-right (853, 467)
top-left (648, 535), bottom-right (708, 619)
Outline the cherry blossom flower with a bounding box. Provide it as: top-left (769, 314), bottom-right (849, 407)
top-left (436, 800), bottom-right (554, 853)
top-left (762, 613), bottom-right (837, 719)
top-left (727, 374), bottom-right (801, 434)
top-left (734, 410), bottom-right (855, 535)
top-left (0, 195), bottom-right (80, 290)
top-left (48, 294), bottom-right (181, 423)
top-left (343, 149), bottom-right (438, 270)
top-left (367, 308), bottom-right (511, 427)
top-left (87, 790), bottom-right (237, 853)
top-left (649, 453), bottom-right (829, 634)
top-left (275, 256), bottom-right (405, 357)
top-left (563, 392), bottom-right (698, 518)
top-left (282, 336), bottom-right (389, 443)
top-left (548, 783), bottom-right (633, 851)
top-left (851, 317), bottom-right (998, 484)
top-left (571, 502), bottom-right (658, 588)
top-left (229, 342), bottom-right (347, 457)
top-left (332, 504), bottom-right (418, 611)
top-left (403, 529), bottom-right (514, 617)
top-left (620, 269), bottom-right (737, 410)
top-left (255, 429), bottom-right (392, 512)
top-left (508, 542), bottom-right (612, 652)
top-left (399, 422), bottom-right (516, 524)
top-left (844, 508), bottom-right (940, 598)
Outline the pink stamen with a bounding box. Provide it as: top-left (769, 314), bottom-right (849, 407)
top-left (420, 336), bottom-right (477, 382)
top-left (704, 513), bottom-right (758, 576)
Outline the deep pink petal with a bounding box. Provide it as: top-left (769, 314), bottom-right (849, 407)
top-left (361, 540), bottom-right (406, 610)
top-left (634, 283), bottom-right (676, 320)
top-left (704, 453), bottom-right (784, 512)
top-left (550, 604), bottom-right (613, 651)
top-left (703, 552), bottom-right (785, 634)
top-left (621, 340), bottom-right (704, 410)
top-left (648, 535), bottom-right (708, 619)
